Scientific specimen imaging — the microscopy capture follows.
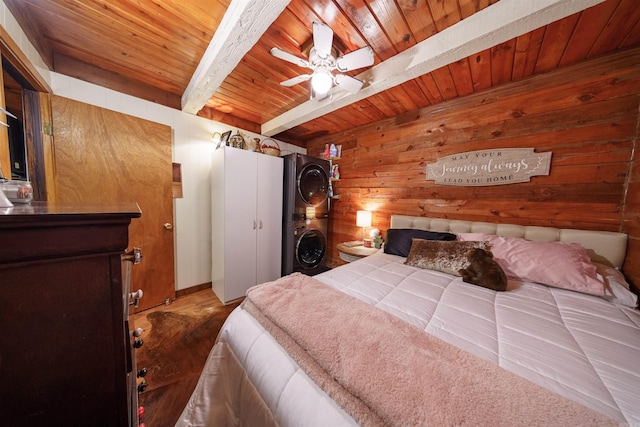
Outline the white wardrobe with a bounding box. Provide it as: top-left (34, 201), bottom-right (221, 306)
top-left (211, 146), bottom-right (284, 304)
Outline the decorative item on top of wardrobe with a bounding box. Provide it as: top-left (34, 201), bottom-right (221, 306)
top-left (212, 132), bottom-right (222, 149)
top-left (213, 131), bottom-right (232, 149)
top-left (252, 138), bottom-right (263, 153)
top-left (228, 131), bottom-right (246, 149)
top-left (260, 138), bottom-right (281, 157)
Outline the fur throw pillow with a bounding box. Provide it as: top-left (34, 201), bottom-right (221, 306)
top-left (404, 239), bottom-right (487, 276)
top-left (458, 248), bottom-right (508, 291)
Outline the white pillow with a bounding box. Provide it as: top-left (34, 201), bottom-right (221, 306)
top-left (594, 262), bottom-right (638, 308)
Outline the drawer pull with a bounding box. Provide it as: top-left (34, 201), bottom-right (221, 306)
top-left (129, 289), bottom-right (144, 307)
top-left (122, 247), bottom-right (143, 264)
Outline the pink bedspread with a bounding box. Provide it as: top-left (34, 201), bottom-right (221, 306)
top-left (244, 273), bottom-right (618, 427)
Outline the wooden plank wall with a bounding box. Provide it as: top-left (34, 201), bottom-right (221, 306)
top-left (307, 47), bottom-right (640, 289)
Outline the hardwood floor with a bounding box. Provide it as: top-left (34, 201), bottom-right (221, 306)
top-left (131, 287), bottom-right (240, 426)
top-left (132, 287), bottom-right (232, 332)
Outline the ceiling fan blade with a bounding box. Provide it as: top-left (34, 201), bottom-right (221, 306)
top-left (312, 21), bottom-right (334, 60)
top-left (336, 46), bottom-right (374, 72)
top-left (280, 74), bottom-right (312, 87)
top-left (334, 74), bottom-right (363, 94)
top-left (270, 47), bottom-right (310, 69)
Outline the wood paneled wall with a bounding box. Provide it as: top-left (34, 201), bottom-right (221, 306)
top-left (307, 47), bottom-right (640, 289)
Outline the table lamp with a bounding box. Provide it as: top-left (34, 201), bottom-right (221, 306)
top-left (356, 210), bottom-right (372, 243)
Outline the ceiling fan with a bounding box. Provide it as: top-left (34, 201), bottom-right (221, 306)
top-left (270, 21), bottom-right (374, 99)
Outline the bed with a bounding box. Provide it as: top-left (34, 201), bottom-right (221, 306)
top-left (177, 215), bottom-right (640, 426)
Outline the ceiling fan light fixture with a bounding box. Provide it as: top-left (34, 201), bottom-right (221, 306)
top-left (271, 21), bottom-right (373, 99)
top-left (311, 69), bottom-right (333, 94)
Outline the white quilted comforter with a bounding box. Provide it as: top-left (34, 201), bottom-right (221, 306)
top-left (177, 251), bottom-right (640, 426)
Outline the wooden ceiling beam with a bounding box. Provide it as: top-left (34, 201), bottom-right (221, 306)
top-left (261, 0), bottom-right (606, 136)
top-left (181, 0), bottom-right (290, 114)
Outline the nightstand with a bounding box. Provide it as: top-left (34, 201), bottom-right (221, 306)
top-left (337, 242), bottom-right (380, 263)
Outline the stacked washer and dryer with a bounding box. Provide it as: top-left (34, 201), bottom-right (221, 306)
top-left (282, 153), bottom-right (331, 276)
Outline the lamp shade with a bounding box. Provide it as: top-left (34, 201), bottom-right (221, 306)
top-left (311, 68), bottom-right (333, 94)
top-left (356, 210), bottom-right (372, 227)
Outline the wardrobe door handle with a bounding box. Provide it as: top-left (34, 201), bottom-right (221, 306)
top-left (259, 220), bottom-right (263, 229)
top-left (253, 220), bottom-right (257, 230)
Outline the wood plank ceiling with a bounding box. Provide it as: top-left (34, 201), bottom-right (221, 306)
top-left (5, 0), bottom-right (640, 147)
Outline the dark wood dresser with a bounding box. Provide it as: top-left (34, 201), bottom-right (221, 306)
top-left (0, 202), bottom-right (143, 426)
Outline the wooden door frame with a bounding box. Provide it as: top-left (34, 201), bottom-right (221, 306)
top-left (0, 26), bottom-right (53, 200)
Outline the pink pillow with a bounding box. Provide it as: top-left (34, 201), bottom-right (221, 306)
top-left (457, 233), bottom-right (605, 296)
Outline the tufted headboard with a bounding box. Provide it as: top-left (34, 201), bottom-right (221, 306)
top-left (390, 215), bottom-right (628, 269)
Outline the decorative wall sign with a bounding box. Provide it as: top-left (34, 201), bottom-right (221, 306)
top-left (426, 148), bottom-right (552, 186)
